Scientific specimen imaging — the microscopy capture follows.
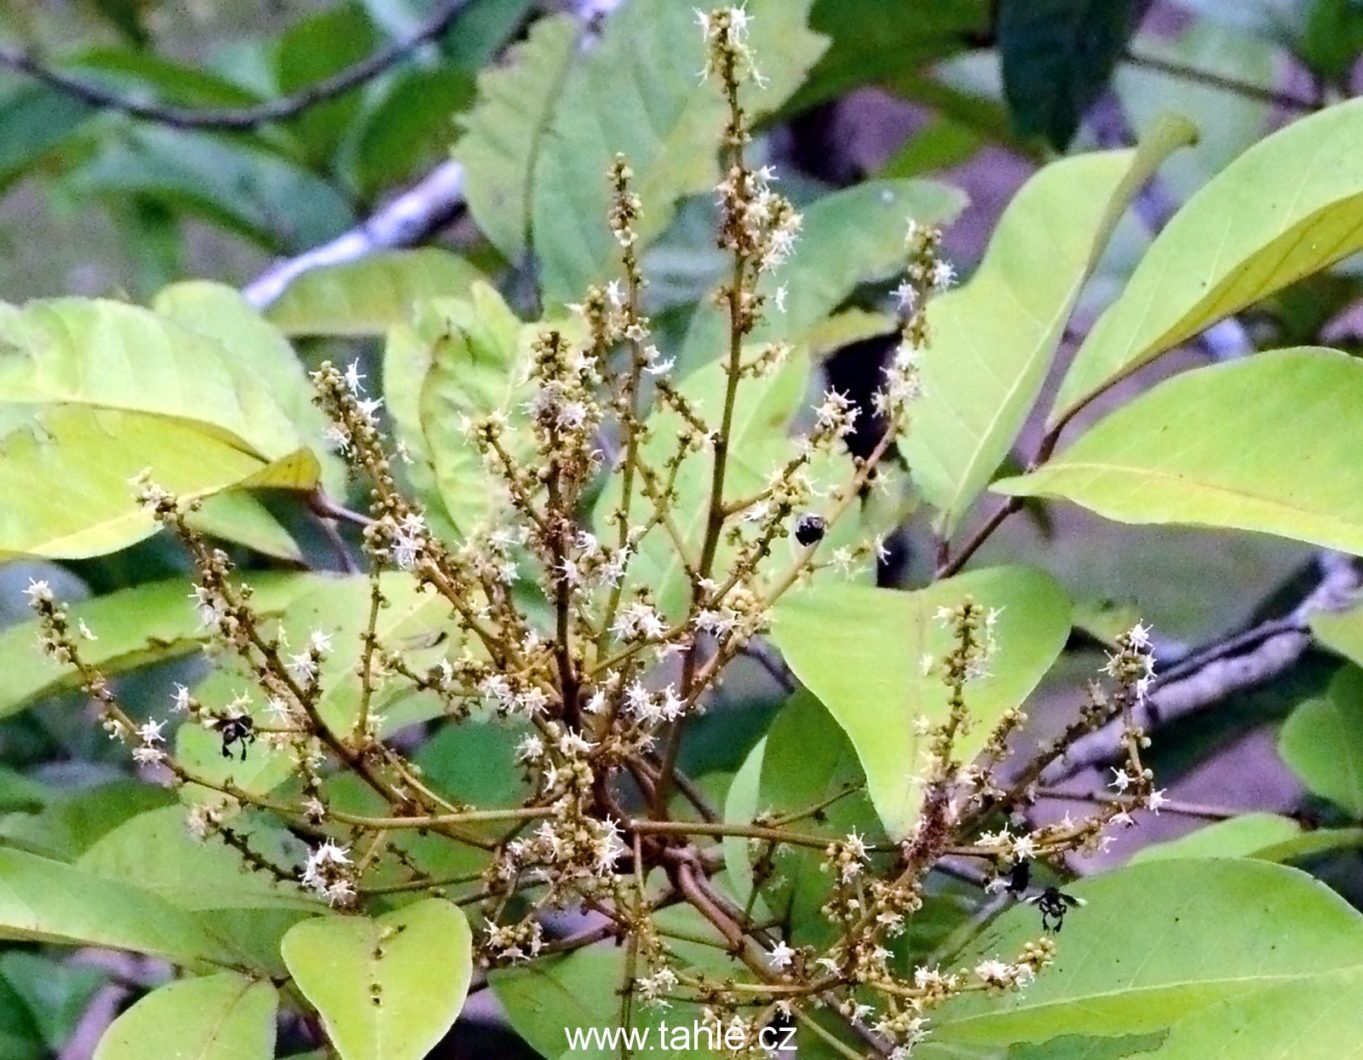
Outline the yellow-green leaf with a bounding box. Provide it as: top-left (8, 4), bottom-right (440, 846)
top-left (1052, 96), bottom-right (1363, 424)
top-left (0, 407), bottom-right (317, 559)
top-left (264, 250), bottom-right (485, 337)
top-left (770, 566), bottom-right (1070, 839)
top-left (282, 899), bottom-right (473, 1060)
top-left (93, 972), bottom-right (276, 1060)
top-left (998, 348), bottom-right (1363, 555)
top-left (904, 118), bottom-right (1196, 537)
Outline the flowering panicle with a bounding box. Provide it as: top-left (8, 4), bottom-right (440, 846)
top-left (21, 13), bottom-right (1162, 1053)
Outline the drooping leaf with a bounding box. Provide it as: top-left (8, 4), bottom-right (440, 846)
top-left (770, 566), bottom-right (1071, 839)
top-left (904, 119), bottom-right (1196, 538)
top-left (0, 85), bottom-right (94, 192)
top-left (999, 349), bottom-right (1363, 556)
top-left (282, 898), bottom-right (473, 1060)
top-left (93, 972), bottom-right (277, 1060)
top-left (998, 0), bottom-right (1150, 149)
top-left (1129, 813), bottom-right (1304, 864)
top-left (680, 178), bottom-right (966, 369)
top-left (153, 280), bottom-right (346, 494)
top-left (265, 250), bottom-right (485, 337)
top-left (453, 14), bottom-right (581, 262)
top-left (1052, 97), bottom-right (1363, 424)
top-left (0, 407), bottom-right (318, 560)
top-left (1300, 0), bottom-right (1363, 82)
top-left (188, 492), bottom-right (303, 563)
top-left (931, 859), bottom-right (1363, 1049)
top-left (0, 298), bottom-right (304, 463)
top-left (1280, 665), bottom-right (1363, 816)
top-left (0, 847), bottom-right (224, 965)
top-left (530, 0), bottom-right (826, 304)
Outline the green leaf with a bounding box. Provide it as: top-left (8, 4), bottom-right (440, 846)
top-left (1129, 813), bottom-right (1304, 864)
top-left (494, 907), bottom-right (739, 1059)
top-left (418, 283), bottom-right (531, 537)
top-left (1311, 602), bottom-right (1363, 669)
top-left (273, 3), bottom-right (377, 165)
top-left (931, 859), bottom-right (1363, 1049)
top-left (453, 14), bottom-right (581, 261)
top-left (998, 0), bottom-right (1148, 149)
top-left (770, 566), bottom-right (1071, 839)
top-left (0, 573), bottom-right (317, 718)
top-left (722, 735), bottom-right (766, 911)
top-left (0, 298), bottom-right (305, 463)
top-left (531, 0), bottom-right (826, 304)
top-left (282, 898), bottom-right (473, 1060)
top-left (1052, 97), bottom-right (1363, 425)
top-left (93, 972), bottom-right (277, 1060)
top-left (1301, 0), bottom-right (1363, 81)
top-left (0, 973), bottom-right (45, 1060)
top-left (79, 806), bottom-right (318, 912)
top-left (353, 67), bottom-right (476, 197)
top-left (1280, 665), bottom-right (1363, 815)
top-left (999, 349), bottom-right (1363, 555)
top-left (0, 781), bottom-right (174, 861)
top-left (0, 847), bottom-right (224, 965)
top-left (153, 279), bottom-right (346, 495)
top-left (788, 0), bottom-right (987, 112)
top-left (757, 691), bottom-right (882, 946)
top-left (680, 178), bottom-right (966, 369)
top-left (188, 492), bottom-right (303, 563)
top-left (0, 407), bottom-right (318, 559)
top-left (70, 126), bottom-right (355, 253)
top-left (0, 85), bottom-right (93, 192)
top-left (904, 120), bottom-right (1196, 537)
top-left (265, 249), bottom-right (486, 337)
top-left (0, 766), bottom-right (48, 814)
top-left (0, 951), bottom-right (108, 1053)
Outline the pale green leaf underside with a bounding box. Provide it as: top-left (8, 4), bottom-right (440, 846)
top-left (905, 117), bottom-right (1195, 537)
top-left (282, 898), bottom-right (473, 1060)
top-left (93, 972), bottom-right (277, 1060)
top-left (1053, 96), bottom-right (1363, 424)
top-left (998, 348), bottom-right (1363, 556)
top-left (1129, 813), bottom-right (1303, 865)
top-left (933, 860), bottom-right (1363, 1049)
top-left (264, 249), bottom-right (486, 337)
top-left (770, 566), bottom-right (1071, 839)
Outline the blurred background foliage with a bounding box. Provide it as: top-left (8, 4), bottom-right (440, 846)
top-left (3, 0), bottom-right (1363, 1055)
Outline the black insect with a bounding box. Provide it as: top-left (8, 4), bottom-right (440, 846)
top-left (211, 715), bottom-right (257, 761)
top-left (1025, 886), bottom-right (1085, 933)
top-left (794, 513), bottom-right (826, 546)
top-left (1005, 858), bottom-right (1031, 896)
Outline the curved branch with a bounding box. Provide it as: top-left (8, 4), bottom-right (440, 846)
top-left (0, 0), bottom-right (471, 131)
top-left (1046, 552), bottom-right (1362, 782)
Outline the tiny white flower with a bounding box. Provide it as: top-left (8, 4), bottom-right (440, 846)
top-left (22, 579), bottom-right (52, 605)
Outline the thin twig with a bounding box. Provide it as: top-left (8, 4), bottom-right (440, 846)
top-left (0, 0), bottom-right (473, 131)
top-left (1122, 48), bottom-right (1318, 112)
